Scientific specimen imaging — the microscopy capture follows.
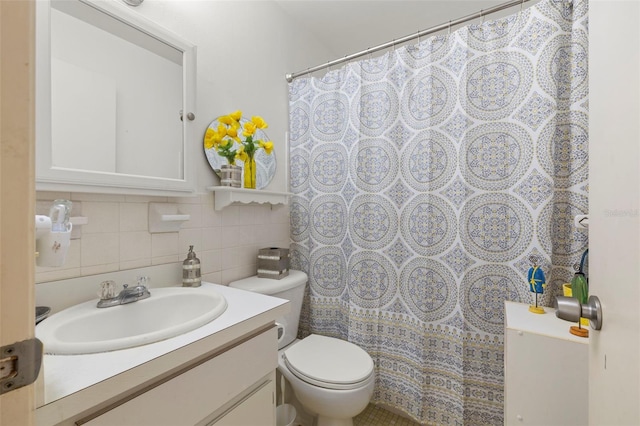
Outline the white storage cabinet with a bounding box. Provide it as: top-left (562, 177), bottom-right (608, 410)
top-left (504, 302), bottom-right (588, 426)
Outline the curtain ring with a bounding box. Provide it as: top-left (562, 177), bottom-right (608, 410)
top-left (521, 0), bottom-right (525, 12)
top-left (417, 29), bottom-right (421, 44)
top-left (481, 9), bottom-right (485, 24)
top-left (448, 20), bottom-right (452, 35)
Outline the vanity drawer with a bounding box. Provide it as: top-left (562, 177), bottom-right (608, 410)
top-left (83, 327), bottom-right (277, 426)
top-left (203, 377), bottom-right (275, 426)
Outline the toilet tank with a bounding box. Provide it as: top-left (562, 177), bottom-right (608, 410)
top-left (229, 270), bottom-right (308, 349)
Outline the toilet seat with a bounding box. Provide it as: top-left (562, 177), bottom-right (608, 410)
top-left (283, 334), bottom-right (374, 390)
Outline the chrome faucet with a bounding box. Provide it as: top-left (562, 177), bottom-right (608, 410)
top-left (97, 278), bottom-right (151, 308)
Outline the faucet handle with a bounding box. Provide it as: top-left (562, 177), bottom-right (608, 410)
top-left (136, 275), bottom-right (151, 287)
top-left (98, 280), bottom-right (117, 299)
top-left (119, 281), bottom-right (151, 303)
top-left (121, 282), bottom-right (149, 296)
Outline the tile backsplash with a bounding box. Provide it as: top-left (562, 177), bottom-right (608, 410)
top-left (36, 191), bottom-right (290, 285)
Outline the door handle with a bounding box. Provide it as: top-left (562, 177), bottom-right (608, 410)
top-left (556, 295), bottom-right (603, 330)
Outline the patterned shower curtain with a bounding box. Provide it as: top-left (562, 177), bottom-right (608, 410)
top-left (288, 0), bottom-right (588, 424)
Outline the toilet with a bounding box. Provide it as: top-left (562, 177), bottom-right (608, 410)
top-left (229, 270), bottom-right (374, 426)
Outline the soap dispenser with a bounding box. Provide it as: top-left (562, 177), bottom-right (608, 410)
top-left (182, 245), bottom-right (201, 287)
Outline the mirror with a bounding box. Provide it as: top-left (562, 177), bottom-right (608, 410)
top-left (36, 0), bottom-right (197, 195)
top-left (204, 117), bottom-right (277, 190)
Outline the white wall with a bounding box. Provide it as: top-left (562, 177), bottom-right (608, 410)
top-left (36, 0), bottom-right (333, 287)
top-left (134, 0), bottom-right (333, 193)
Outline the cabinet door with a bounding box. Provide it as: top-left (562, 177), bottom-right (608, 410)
top-left (504, 328), bottom-right (588, 425)
top-left (212, 380), bottom-right (275, 426)
top-left (36, 0), bottom-right (197, 196)
top-left (83, 328), bottom-right (277, 426)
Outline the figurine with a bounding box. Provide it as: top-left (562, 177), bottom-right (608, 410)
top-left (527, 255), bottom-right (546, 314)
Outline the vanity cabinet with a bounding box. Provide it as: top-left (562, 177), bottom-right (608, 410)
top-left (81, 328), bottom-right (277, 426)
top-left (35, 281), bottom-right (288, 426)
top-left (504, 301), bottom-right (588, 426)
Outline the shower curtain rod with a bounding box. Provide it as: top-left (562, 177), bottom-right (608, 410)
top-left (285, 0), bottom-right (532, 82)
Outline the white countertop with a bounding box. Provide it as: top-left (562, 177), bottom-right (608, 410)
top-left (36, 282), bottom-right (289, 424)
top-left (505, 301), bottom-right (589, 344)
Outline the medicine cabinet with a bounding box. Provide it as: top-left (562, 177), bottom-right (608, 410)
top-left (35, 0), bottom-right (197, 196)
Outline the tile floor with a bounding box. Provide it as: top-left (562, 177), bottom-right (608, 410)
top-left (354, 404), bottom-right (420, 426)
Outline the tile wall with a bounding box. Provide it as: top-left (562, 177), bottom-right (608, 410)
top-left (35, 191), bottom-right (290, 286)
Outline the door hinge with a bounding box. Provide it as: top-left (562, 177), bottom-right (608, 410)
top-left (0, 338), bottom-right (43, 395)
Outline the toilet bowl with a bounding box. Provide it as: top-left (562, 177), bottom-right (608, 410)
top-left (229, 271), bottom-right (375, 426)
top-left (278, 335), bottom-right (375, 426)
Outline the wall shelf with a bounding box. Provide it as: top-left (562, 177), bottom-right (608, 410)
top-left (148, 203), bottom-right (191, 233)
top-left (207, 187), bottom-right (291, 211)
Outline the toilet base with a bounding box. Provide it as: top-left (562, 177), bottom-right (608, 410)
top-left (317, 416), bottom-right (353, 426)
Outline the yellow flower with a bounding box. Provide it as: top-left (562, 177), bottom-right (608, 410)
top-left (243, 121), bottom-right (257, 137)
top-left (205, 126), bottom-right (228, 149)
top-left (259, 140), bottom-right (274, 155)
top-left (230, 110), bottom-right (242, 121)
top-left (251, 116), bottom-right (268, 129)
top-left (219, 115), bottom-right (235, 126)
top-left (236, 145), bottom-right (248, 162)
top-left (204, 128), bottom-right (217, 149)
top-left (207, 112), bottom-right (273, 165)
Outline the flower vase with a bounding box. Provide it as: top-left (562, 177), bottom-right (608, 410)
top-left (243, 155), bottom-right (257, 189)
top-left (220, 164), bottom-right (242, 188)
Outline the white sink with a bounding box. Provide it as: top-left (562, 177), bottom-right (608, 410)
top-left (36, 286), bottom-right (227, 355)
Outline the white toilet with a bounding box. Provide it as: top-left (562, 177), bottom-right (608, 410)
top-left (229, 270), bottom-right (374, 426)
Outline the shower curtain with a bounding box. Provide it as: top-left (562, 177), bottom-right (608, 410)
top-left (288, 0), bottom-right (588, 424)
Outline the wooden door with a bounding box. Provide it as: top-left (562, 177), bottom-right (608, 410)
top-left (0, 1), bottom-right (37, 425)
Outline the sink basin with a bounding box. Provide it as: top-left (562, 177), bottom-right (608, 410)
top-left (36, 286), bottom-right (227, 355)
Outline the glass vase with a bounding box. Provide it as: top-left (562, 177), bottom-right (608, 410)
top-left (243, 154), bottom-right (257, 189)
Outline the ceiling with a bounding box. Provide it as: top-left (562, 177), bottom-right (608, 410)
top-left (275, 0), bottom-right (532, 62)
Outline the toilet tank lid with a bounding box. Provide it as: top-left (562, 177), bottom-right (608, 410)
top-left (229, 270), bottom-right (308, 295)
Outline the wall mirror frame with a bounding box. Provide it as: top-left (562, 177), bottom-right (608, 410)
top-left (36, 0), bottom-right (197, 196)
